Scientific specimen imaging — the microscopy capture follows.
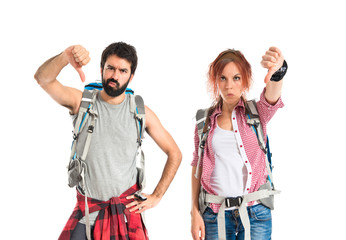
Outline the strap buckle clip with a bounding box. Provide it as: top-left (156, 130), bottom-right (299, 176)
top-left (72, 132), bottom-right (78, 140)
top-left (87, 125), bottom-right (94, 133)
top-left (199, 140), bottom-right (206, 149)
top-left (225, 196), bottom-right (243, 208)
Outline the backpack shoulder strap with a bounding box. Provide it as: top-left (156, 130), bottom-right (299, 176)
top-left (135, 95), bottom-right (146, 140)
top-left (129, 94), bottom-right (147, 192)
top-left (73, 89), bottom-right (95, 134)
top-left (196, 108), bottom-right (208, 137)
top-left (245, 100), bottom-right (266, 153)
top-left (194, 108), bottom-right (209, 178)
top-left (68, 89), bottom-right (100, 240)
top-left (245, 99), bottom-right (274, 184)
top-left (70, 89), bottom-right (98, 162)
top-left (129, 94), bottom-right (146, 144)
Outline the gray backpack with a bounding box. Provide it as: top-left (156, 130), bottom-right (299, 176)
top-left (67, 83), bottom-right (146, 240)
top-left (195, 100), bottom-right (280, 240)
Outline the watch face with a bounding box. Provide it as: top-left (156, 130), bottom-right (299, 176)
top-left (280, 66), bottom-right (287, 72)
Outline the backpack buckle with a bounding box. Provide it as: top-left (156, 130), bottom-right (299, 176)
top-left (199, 140), bottom-right (206, 149)
top-left (87, 125), bottom-right (94, 133)
top-left (72, 132), bottom-right (78, 140)
top-left (225, 196), bottom-right (243, 208)
top-left (137, 138), bottom-right (142, 146)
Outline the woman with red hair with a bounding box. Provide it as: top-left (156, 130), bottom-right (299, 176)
top-left (191, 47), bottom-right (287, 240)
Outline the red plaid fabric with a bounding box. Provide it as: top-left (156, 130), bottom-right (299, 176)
top-left (59, 184), bottom-right (148, 240)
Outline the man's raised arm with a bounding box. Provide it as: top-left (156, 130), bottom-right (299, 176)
top-left (34, 45), bottom-right (90, 114)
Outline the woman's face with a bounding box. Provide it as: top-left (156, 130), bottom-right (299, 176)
top-left (217, 62), bottom-right (244, 106)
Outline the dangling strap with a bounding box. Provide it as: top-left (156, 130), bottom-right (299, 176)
top-left (239, 189), bottom-right (280, 240)
top-left (79, 162), bottom-right (91, 240)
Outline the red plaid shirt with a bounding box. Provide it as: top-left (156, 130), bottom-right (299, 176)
top-left (191, 88), bottom-right (284, 212)
top-left (59, 184), bottom-right (148, 240)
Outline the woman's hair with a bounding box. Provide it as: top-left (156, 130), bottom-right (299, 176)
top-left (208, 49), bottom-right (252, 102)
top-left (203, 49), bottom-right (253, 133)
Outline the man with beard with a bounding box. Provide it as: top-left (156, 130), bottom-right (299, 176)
top-left (34, 42), bottom-right (182, 240)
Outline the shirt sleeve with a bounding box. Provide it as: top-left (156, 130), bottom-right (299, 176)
top-left (191, 124), bottom-right (200, 167)
top-left (256, 87), bottom-right (284, 125)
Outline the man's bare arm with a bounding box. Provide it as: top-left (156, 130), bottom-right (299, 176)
top-left (34, 45), bottom-right (90, 114)
top-left (126, 106), bottom-right (182, 213)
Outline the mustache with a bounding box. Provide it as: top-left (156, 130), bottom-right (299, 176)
top-left (107, 78), bottom-right (120, 88)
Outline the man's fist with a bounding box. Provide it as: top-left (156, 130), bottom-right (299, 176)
top-left (64, 45), bottom-right (90, 82)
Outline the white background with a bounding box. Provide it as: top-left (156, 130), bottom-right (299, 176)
top-left (1, 0), bottom-right (345, 239)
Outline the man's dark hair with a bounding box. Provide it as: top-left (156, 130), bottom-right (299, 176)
top-left (100, 42), bottom-right (138, 75)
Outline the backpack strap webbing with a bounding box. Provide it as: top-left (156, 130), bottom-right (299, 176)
top-left (245, 100), bottom-right (274, 184)
top-left (194, 108), bottom-right (209, 178)
top-left (69, 89), bottom-right (98, 171)
top-left (129, 94), bottom-right (146, 191)
top-left (245, 100), bottom-right (266, 153)
top-left (128, 94), bottom-right (147, 228)
top-left (69, 89), bottom-right (98, 240)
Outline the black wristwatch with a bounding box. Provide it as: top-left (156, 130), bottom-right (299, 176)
top-left (270, 60), bottom-right (288, 82)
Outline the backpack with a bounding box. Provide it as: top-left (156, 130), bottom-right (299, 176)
top-left (66, 82), bottom-right (146, 240)
top-left (195, 99), bottom-right (280, 240)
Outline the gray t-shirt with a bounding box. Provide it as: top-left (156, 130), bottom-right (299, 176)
top-left (72, 92), bottom-right (139, 223)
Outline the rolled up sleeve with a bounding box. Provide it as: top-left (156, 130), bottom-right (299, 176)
top-left (257, 88), bottom-right (284, 124)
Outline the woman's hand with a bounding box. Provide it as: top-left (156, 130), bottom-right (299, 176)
top-left (261, 46), bottom-right (284, 83)
top-left (191, 210), bottom-right (205, 240)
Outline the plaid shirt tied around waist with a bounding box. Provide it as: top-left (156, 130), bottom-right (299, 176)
top-left (59, 184), bottom-right (148, 240)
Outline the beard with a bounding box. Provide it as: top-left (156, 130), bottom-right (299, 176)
top-left (102, 76), bottom-right (131, 97)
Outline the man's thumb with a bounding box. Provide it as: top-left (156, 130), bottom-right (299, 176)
top-left (76, 67), bottom-right (85, 82)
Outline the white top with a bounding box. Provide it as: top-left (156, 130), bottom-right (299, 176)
top-left (210, 122), bottom-right (248, 201)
